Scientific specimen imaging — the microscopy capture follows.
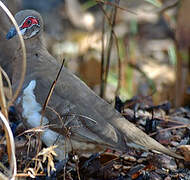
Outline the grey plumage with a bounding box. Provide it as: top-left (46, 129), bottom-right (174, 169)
top-left (7, 10), bottom-right (183, 160)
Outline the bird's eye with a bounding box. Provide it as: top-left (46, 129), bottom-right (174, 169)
top-left (27, 20), bottom-right (32, 25)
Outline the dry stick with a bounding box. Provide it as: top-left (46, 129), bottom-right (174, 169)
top-left (149, 124), bottom-right (190, 137)
top-left (0, 172), bottom-right (8, 180)
top-left (44, 106), bottom-right (89, 175)
top-left (0, 112), bottom-right (16, 179)
top-left (0, 69), bottom-right (13, 171)
top-left (76, 157), bottom-right (81, 180)
top-left (45, 106), bottom-right (68, 136)
top-left (99, 2), bottom-right (122, 97)
top-left (41, 59), bottom-right (65, 123)
top-left (46, 106), bottom-right (63, 126)
top-left (0, 70), bottom-right (12, 167)
top-left (17, 125), bottom-right (53, 138)
top-left (0, 71), bottom-right (8, 121)
top-left (36, 59), bottom-right (65, 164)
top-left (63, 137), bottom-right (67, 180)
top-left (0, 161), bottom-right (9, 176)
top-left (99, 0), bottom-right (124, 98)
top-left (0, 73), bottom-right (13, 180)
top-left (122, 109), bottom-right (188, 125)
top-left (96, 0), bottom-right (137, 15)
top-left (16, 173), bottom-right (45, 178)
top-left (114, 29), bottom-right (122, 96)
top-left (0, 67), bottom-right (13, 100)
top-left (100, 7), bottom-right (105, 98)
top-left (156, 0), bottom-right (178, 13)
top-left (45, 111), bottom-right (93, 179)
top-left (104, 5), bottom-right (116, 98)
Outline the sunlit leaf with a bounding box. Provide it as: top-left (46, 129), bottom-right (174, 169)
top-left (82, 0), bottom-right (98, 10)
top-left (168, 45), bottom-right (177, 66)
top-left (144, 0), bottom-right (162, 7)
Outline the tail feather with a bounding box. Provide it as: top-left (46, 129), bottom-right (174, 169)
top-left (113, 118), bottom-right (184, 159)
top-left (140, 136), bottom-right (183, 159)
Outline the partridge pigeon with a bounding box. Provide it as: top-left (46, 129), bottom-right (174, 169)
top-left (6, 10), bottom-right (183, 160)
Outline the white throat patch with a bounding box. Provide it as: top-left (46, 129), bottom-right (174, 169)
top-left (22, 80), bottom-right (67, 159)
top-left (22, 80), bottom-right (47, 127)
top-left (20, 28), bottom-right (26, 35)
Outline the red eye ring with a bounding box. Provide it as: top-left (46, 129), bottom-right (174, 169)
top-left (21, 17), bottom-right (39, 29)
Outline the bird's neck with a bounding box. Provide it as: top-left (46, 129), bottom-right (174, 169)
top-left (12, 35), bottom-right (45, 84)
top-left (25, 34), bottom-right (45, 52)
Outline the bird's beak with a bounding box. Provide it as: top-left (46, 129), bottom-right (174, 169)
top-left (6, 27), bottom-right (26, 40)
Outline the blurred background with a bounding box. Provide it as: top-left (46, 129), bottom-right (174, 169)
top-left (1, 0), bottom-right (190, 108)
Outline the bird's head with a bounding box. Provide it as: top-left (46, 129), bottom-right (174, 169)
top-left (6, 10), bottom-right (43, 40)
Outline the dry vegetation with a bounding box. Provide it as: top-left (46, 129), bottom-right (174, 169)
top-left (0, 0), bottom-right (190, 179)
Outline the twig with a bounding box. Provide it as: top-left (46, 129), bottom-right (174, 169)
top-left (150, 124), bottom-right (190, 137)
top-left (104, 3), bottom-right (117, 97)
top-left (0, 172), bottom-right (8, 180)
top-left (41, 59), bottom-right (65, 123)
top-left (63, 113), bottom-right (97, 125)
top-left (16, 173), bottom-right (45, 177)
top-left (46, 106), bottom-right (64, 126)
top-left (0, 66), bottom-right (12, 166)
top-left (75, 155), bottom-right (81, 180)
top-left (0, 111), bottom-right (16, 179)
top-left (100, 7), bottom-right (105, 98)
top-left (96, 0), bottom-right (137, 15)
top-left (155, 0), bottom-right (178, 13)
top-left (0, 67), bottom-right (12, 100)
top-left (36, 59), bottom-right (65, 158)
top-left (98, 1), bottom-right (122, 97)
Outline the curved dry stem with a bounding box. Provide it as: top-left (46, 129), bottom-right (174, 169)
top-left (0, 67), bottom-right (13, 100)
top-left (0, 1), bottom-right (27, 107)
top-left (0, 172), bottom-right (8, 180)
top-left (46, 106), bottom-right (64, 126)
top-left (0, 111), bottom-right (16, 179)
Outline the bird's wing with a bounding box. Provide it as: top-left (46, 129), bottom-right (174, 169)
top-left (24, 66), bottom-right (126, 150)
top-left (49, 65), bottom-right (183, 159)
top-left (19, 50), bottom-right (183, 159)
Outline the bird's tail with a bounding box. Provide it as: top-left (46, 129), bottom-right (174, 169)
top-left (113, 117), bottom-right (184, 160)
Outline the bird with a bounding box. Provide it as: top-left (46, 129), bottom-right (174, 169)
top-left (6, 9), bottom-right (183, 160)
top-left (0, 0), bottom-right (20, 80)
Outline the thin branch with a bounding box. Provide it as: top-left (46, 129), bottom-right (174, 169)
top-left (37, 59), bottom-right (65, 155)
top-left (41, 59), bottom-right (65, 122)
top-left (104, 4), bottom-right (117, 98)
top-left (96, 0), bottom-right (137, 15)
top-left (0, 111), bottom-right (16, 179)
top-left (0, 70), bottom-right (11, 164)
top-left (100, 7), bottom-right (105, 98)
top-left (149, 124), bottom-right (190, 137)
top-left (99, 1), bottom-right (122, 97)
top-left (0, 67), bottom-right (13, 100)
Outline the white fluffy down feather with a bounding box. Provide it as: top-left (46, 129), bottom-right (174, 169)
top-left (22, 80), bottom-right (66, 157)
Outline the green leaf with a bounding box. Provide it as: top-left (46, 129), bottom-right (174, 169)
top-left (144, 0), bottom-right (162, 7)
top-left (82, 0), bottom-right (98, 10)
top-left (168, 45), bottom-right (177, 66)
